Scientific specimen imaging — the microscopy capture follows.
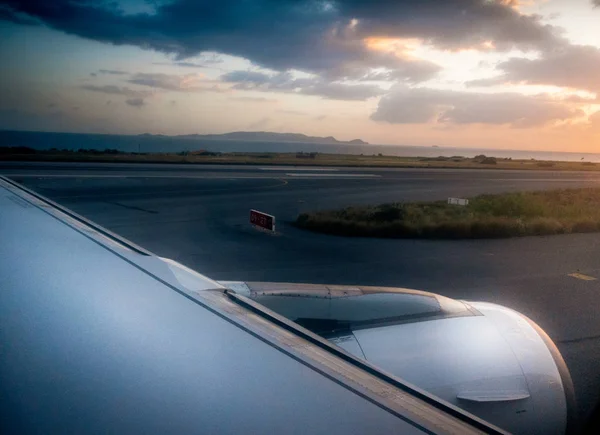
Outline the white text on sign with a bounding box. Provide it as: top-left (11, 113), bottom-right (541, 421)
top-left (250, 209), bottom-right (276, 232)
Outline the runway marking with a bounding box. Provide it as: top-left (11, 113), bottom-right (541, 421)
top-left (106, 201), bottom-right (158, 214)
top-left (7, 173), bottom-right (600, 182)
top-left (559, 333), bottom-right (600, 344)
top-left (568, 272), bottom-right (597, 281)
top-left (39, 177), bottom-right (289, 201)
top-left (285, 173), bottom-right (380, 178)
top-left (5, 174), bottom-right (292, 180)
top-left (260, 167), bottom-right (339, 171)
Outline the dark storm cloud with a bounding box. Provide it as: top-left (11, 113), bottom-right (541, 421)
top-left (372, 86), bottom-right (581, 126)
top-left (468, 45), bottom-right (600, 93)
top-left (342, 0), bottom-right (563, 51)
top-left (221, 70), bottom-right (383, 100)
top-left (0, 0), bottom-right (561, 81)
top-left (0, 3), bottom-right (37, 24)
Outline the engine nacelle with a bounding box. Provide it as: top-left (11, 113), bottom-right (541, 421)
top-left (220, 281), bottom-right (576, 435)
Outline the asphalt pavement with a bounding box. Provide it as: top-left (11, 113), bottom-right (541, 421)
top-left (3, 161), bottom-right (600, 427)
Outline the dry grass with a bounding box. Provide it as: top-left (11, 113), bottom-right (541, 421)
top-left (295, 189), bottom-right (600, 239)
top-left (2, 147), bottom-right (600, 171)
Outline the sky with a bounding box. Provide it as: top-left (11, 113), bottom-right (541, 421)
top-left (0, 0), bottom-right (600, 151)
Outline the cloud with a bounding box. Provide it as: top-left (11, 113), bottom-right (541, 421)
top-left (221, 70), bottom-right (383, 100)
top-left (152, 54), bottom-right (224, 69)
top-left (126, 98), bottom-right (145, 108)
top-left (231, 96), bottom-right (278, 103)
top-left (223, 71), bottom-right (272, 86)
top-left (153, 61), bottom-right (206, 68)
top-left (0, 4), bottom-right (37, 25)
top-left (81, 84), bottom-right (152, 98)
top-left (0, 0), bottom-right (557, 83)
top-left (371, 86), bottom-right (582, 126)
top-left (343, 0), bottom-right (563, 52)
top-left (128, 72), bottom-right (226, 92)
top-left (593, 0), bottom-right (600, 7)
top-left (468, 44), bottom-right (600, 93)
top-left (299, 81), bottom-right (384, 100)
top-left (359, 63), bottom-right (441, 83)
top-left (98, 69), bottom-right (128, 75)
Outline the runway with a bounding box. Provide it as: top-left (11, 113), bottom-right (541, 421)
top-left (4, 161), bottom-right (600, 426)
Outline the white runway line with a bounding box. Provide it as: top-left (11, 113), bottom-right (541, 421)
top-left (6, 172), bottom-right (382, 179)
top-left (259, 167), bottom-right (339, 171)
top-left (3, 173), bottom-right (287, 179)
top-left (285, 173), bottom-right (380, 178)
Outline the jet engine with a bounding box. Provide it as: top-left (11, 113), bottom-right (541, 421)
top-left (221, 282), bottom-right (576, 435)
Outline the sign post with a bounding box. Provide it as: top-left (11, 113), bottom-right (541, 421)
top-left (250, 209), bottom-right (276, 232)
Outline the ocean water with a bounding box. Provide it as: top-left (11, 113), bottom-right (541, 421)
top-left (1, 130), bottom-right (599, 163)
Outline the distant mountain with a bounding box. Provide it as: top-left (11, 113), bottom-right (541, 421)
top-left (151, 131), bottom-right (368, 145)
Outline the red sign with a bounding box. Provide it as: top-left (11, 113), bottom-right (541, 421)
top-left (250, 209), bottom-right (275, 232)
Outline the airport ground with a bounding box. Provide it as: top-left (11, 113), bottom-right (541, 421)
top-left (3, 161), bottom-right (600, 427)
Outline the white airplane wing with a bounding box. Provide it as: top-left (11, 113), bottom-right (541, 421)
top-left (0, 176), bottom-right (566, 434)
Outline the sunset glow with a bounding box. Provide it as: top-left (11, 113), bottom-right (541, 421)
top-left (0, 0), bottom-right (599, 152)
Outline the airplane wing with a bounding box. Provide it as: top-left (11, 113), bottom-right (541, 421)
top-left (0, 175), bottom-right (561, 434)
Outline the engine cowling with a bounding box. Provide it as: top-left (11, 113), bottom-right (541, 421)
top-left (220, 281), bottom-right (576, 435)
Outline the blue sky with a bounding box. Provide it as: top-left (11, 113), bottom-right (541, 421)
top-left (1, 0), bottom-right (600, 151)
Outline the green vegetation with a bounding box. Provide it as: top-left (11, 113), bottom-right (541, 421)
top-left (1, 146), bottom-right (599, 171)
top-left (295, 189), bottom-right (600, 239)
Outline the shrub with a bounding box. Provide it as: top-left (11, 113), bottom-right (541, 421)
top-left (526, 218), bottom-right (565, 236)
top-left (571, 220), bottom-right (599, 233)
top-left (295, 188), bottom-right (600, 239)
top-left (480, 157), bottom-right (497, 165)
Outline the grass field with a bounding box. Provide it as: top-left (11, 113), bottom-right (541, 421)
top-left (295, 189), bottom-right (600, 239)
top-left (1, 146), bottom-right (600, 171)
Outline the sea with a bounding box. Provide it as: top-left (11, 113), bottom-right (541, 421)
top-left (1, 130), bottom-right (598, 163)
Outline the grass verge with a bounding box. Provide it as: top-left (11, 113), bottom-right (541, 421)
top-left (295, 189), bottom-right (600, 239)
top-left (2, 147), bottom-right (600, 171)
